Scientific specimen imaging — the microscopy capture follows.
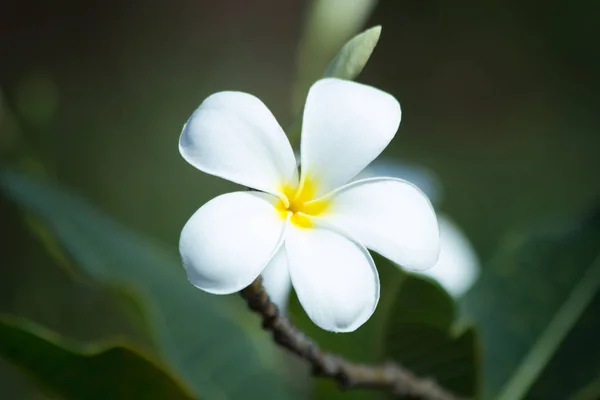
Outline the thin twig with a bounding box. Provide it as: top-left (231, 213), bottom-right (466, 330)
top-left (240, 277), bottom-right (466, 400)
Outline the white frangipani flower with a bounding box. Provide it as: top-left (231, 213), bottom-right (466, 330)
top-left (179, 78), bottom-right (440, 332)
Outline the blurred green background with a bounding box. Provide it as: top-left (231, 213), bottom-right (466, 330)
top-left (1, 0), bottom-right (599, 399)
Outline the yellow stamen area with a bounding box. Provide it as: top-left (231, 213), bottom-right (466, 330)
top-left (276, 176), bottom-right (329, 228)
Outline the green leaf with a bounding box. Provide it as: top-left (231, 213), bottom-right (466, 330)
top-left (527, 291), bottom-right (600, 399)
top-left (323, 26), bottom-right (382, 80)
top-left (383, 275), bottom-right (481, 398)
top-left (0, 316), bottom-right (194, 400)
top-left (569, 375), bottom-right (600, 400)
top-left (526, 290), bottom-right (600, 399)
top-left (462, 207), bottom-right (600, 399)
top-left (0, 171), bottom-right (294, 399)
top-left (384, 272), bottom-right (456, 329)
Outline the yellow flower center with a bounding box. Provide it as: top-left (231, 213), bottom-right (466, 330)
top-left (276, 176), bottom-right (329, 228)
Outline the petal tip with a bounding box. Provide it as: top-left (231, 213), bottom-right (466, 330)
top-left (313, 296), bottom-right (378, 333)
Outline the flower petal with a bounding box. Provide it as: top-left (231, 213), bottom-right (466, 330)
top-left (179, 91), bottom-right (298, 194)
top-left (285, 224), bottom-right (379, 332)
top-left (320, 177), bottom-right (440, 271)
top-left (261, 246), bottom-right (292, 312)
top-left (415, 215), bottom-right (480, 298)
top-left (299, 78), bottom-right (401, 197)
top-left (180, 191), bottom-right (286, 294)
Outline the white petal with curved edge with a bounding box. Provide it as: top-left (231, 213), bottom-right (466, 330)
top-left (285, 225), bottom-right (379, 332)
top-left (180, 91), bottom-right (298, 194)
top-left (320, 178), bottom-right (440, 271)
top-left (300, 78), bottom-right (401, 197)
top-left (180, 191), bottom-right (285, 294)
top-left (261, 246), bottom-right (292, 313)
top-left (416, 215), bottom-right (480, 298)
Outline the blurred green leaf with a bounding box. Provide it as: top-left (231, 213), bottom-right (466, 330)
top-left (0, 171), bottom-right (294, 399)
top-left (462, 207), bottom-right (600, 399)
top-left (0, 88), bottom-right (22, 156)
top-left (525, 287), bottom-right (600, 399)
top-left (15, 72), bottom-right (59, 127)
top-left (324, 26), bottom-right (381, 81)
top-left (385, 273), bottom-right (456, 329)
top-left (384, 276), bottom-right (480, 398)
top-left (569, 375), bottom-right (600, 400)
top-left (290, 255), bottom-right (480, 399)
top-left (0, 316), bottom-right (194, 400)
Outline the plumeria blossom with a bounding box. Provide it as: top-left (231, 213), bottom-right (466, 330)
top-left (179, 78), bottom-right (440, 332)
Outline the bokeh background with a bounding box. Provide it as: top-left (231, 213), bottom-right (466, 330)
top-left (1, 0), bottom-right (599, 399)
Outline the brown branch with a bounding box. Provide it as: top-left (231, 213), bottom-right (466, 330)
top-left (240, 277), bottom-right (466, 400)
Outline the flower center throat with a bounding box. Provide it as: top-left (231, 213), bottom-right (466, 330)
top-left (277, 177), bottom-right (329, 228)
